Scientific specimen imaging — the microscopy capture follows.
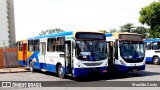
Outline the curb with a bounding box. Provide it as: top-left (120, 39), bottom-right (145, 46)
top-left (0, 68), bottom-right (30, 74)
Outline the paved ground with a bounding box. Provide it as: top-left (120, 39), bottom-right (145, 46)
top-left (0, 67), bottom-right (29, 73)
top-left (0, 64), bottom-right (160, 90)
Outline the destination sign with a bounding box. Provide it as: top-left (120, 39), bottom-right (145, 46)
top-left (75, 32), bottom-right (105, 40)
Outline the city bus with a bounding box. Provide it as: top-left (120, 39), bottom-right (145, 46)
top-left (105, 32), bottom-right (145, 73)
top-left (18, 31), bottom-right (108, 78)
top-left (144, 38), bottom-right (160, 65)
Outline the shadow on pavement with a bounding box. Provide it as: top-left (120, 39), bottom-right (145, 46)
top-left (28, 69), bottom-right (160, 82)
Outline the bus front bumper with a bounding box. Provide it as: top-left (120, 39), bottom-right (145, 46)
top-left (116, 64), bottom-right (145, 72)
top-left (73, 67), bottom-right (108, 77)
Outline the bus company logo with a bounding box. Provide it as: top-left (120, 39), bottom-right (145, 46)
top-left (2, 82), bottom-right (12, 87)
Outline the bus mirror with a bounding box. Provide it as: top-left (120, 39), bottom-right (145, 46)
top-left (65, 44), bottom-right (69, 57)
top-left (72, 42), bottom-right (75, 48)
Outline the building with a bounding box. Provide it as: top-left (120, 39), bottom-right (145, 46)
top-left (0, 0), bottom-right (16, 47)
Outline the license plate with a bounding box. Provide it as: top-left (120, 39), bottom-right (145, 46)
top-left (133, 69), bottom-right (137, 71)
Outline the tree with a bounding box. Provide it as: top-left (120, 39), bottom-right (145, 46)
top-left (139, 1), bottom-right (160, 38)
top-left (119, 23), bottom-right (148, 38)
top-left (98, 30), bottom-right (108, 34)
top-left (39, 28), bottom-right (64, 35)
top-left (109, 28), bottom-right (118, 33)
top-left (119, 23), bottom-right (135, 32)
top-left (133, 26), bottom-right (149, 38)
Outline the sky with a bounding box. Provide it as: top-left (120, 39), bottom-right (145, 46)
top-left (14, 0), bottom-right (157, 41)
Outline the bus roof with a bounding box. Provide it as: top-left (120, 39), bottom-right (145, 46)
top-left (105, 32), bottom-right (141, 37)
top-left (105, 32), bottom-right (143, 41)
top-left (27, 31), bottom-right (73, 40)
top-left (18, 31), bottom-right (105, 41)
top-left (144, 38), bottom-right (160, 42)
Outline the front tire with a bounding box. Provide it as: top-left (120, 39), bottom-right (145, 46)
top-left (30, 61), bottom-right (35, 72)
top-left (57, 65), bottom-right (65, 78)
top-left (153, 57), bottom-right (160, 65)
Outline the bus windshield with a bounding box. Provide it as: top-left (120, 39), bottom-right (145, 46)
top-left (75, 40), bottom-right (107, 61)
top-left (119, 41), bottom-right (145, 63)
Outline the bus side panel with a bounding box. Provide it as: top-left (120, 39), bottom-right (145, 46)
top-left (73, 67), bottom-right (108, 77)
top-left (18, 51), bottom-right (24, 66)
top-left (145, 50), bottom-right (155, 63)
top-left (45, 52), bottom-right (65, 73)
top-left (45, 64), bottom-right (57, 73)
top-left (18, 42), bottom-right (28, 66)
top-left (28, 51), bottom-right (41, 69)
top-left (146, 57), bottom-right (152, 62)
top-left (114, 64), bottom-right (145, 72)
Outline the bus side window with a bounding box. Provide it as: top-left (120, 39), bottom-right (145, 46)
top-left (33, 40), bottom-right (39, 51)
top-left (152, 42), bottom-right (158, 50)
top-left (145, 42), bottom-right (151, 50)
top-left (56, 37), bottom-right (65, 52)
top-left (47, 38), bottom-right (56, 52)
top-left (28, 40), bottom-right (33, 51)
top-left (18, 41), bottom-right (23, 51)
top-left (158, 42), bottom-right (160, 50)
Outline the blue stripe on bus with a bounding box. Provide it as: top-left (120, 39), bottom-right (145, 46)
top-left (144, 38), bottom-right (160, 42)
top-left (18, 60), bottom-right (59, 73)
top-left (105, 33), bottom-right (112, 37)
top-left (18, 60), bottom-right (109, 77)
top-left (145, 57), bottom-right (152, 62)
top-left (18, 60), bottom-right (27, 66)
top-left (73, 67), bottom-right (108, 77)
top-left (115, 65), bottom-right (145, 72)
top-left (46, 64), bottom-right (57, 73)
top-left (28, 31), bottom-right (73, 40)
top-left (27, 52), bottom-right (40, 62)
top-left (18, 52), bottom-right (40, 67)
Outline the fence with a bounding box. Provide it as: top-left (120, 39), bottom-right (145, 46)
top-left (0, 48), bottom-right (19, 68)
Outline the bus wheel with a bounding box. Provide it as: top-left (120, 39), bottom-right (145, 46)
top-left (153, 57), bottom-right (160, 65)
top-left (30, 61), bottom-right (35, 72)
top-left (57, 65), bottom-right (65, 78)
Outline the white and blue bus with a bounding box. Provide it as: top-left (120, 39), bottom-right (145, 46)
top-left (105, 32), bottom-right (145, 73)
top-left (144, 38), bottom-right (160, 65)
top-left (18, 31), bottom-right (108, 78)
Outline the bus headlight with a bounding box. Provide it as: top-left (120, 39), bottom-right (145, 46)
top-left (120, 60), bottom-right (126, 66)
top-left (143, 60), bottom-right (146, 65)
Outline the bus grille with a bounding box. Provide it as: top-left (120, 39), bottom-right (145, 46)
top-left (83, 62), bottom-right (103, 66)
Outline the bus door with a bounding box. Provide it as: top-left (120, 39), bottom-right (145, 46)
top-left (22, 43), bottom-right (27, 65)
top-left (64, 41), bottom-right (72, 74)
top-left (40, 39), bottom-right (47, 69)
top-left (108, 41), bottom-right (115, 71)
